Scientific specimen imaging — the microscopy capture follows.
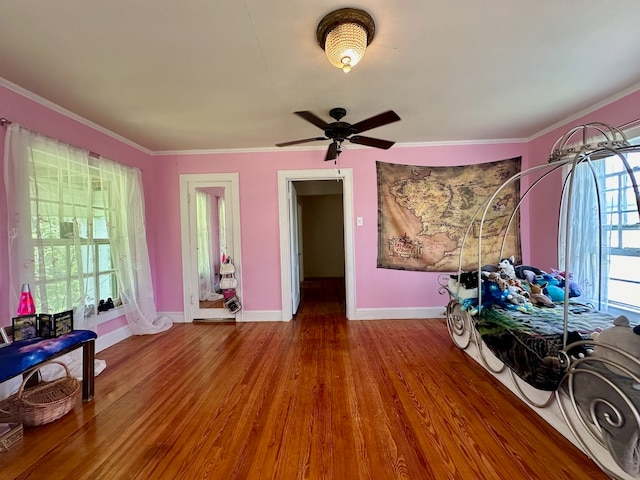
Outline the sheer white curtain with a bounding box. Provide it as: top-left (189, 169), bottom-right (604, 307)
top-left (196, 190), bottom-right (215, 301)
top-left (4, 124), bottom-right (171, 336)
top-left (94, 156), bottom-right (172, 334)
top-left (558, 159), bottom-right (610, 309)
top-left (4, 125), bottom-right (94, 326)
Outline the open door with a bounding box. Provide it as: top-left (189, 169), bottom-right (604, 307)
top-left (289, 182), bottom-right (301, 315)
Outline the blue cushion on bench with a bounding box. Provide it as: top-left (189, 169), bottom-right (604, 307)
top-left (0, 330), bottom-right (97, 383)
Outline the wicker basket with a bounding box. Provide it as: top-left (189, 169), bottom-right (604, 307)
top-left (5, 361), bottom-right (80, 427)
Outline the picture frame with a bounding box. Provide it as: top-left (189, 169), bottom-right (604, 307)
top-left (0, 327), bottom-right (11, 347)
top-left (223, 295), bottom-right (242, 314)
top-left (39, 310), bottom-right (74, 338)
top-left (12, 314), bottom-right (38, 341)
top-left (52, 310), bottom-right (73, 336)
top-left (38, 313), bottom-right (53, 338)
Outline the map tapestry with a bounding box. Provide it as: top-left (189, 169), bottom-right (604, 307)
top-left (376, 157), bottom-right (522, 272)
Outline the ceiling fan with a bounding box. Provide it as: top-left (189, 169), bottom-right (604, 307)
top-left (275, 107), bottom-right (401, 161)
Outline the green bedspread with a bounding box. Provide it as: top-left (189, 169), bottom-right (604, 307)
top-left (476, 302), bottom-right (615, 390)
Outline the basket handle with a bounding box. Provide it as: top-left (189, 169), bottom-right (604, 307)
top-left (17, 360), bottom-right (73, 398)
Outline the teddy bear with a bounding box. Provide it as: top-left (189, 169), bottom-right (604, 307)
top-left (591, 315), bottom-right (640, 390)
top-left (483, 271), bottom-right (509, 291)
top-left (505, 278), bottom-right (529, 304)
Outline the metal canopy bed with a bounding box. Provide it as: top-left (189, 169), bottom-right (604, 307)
top-left (441, 123), bottom-right (640, 479)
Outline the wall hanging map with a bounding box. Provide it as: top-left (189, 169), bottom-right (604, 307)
top-left (377, 157), bottom-right (522, 272)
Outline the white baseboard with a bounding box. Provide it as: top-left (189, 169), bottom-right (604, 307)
top-left (160, 312), bottom-right (186, 324)
top-left (236, 310), bottom-right (283, 322)
top-left (352, 307), bottom-right (446, 320)
top-left (165, 308), bottom-right (446, 323)
top-left (96, 325), bottom-right (133, 353)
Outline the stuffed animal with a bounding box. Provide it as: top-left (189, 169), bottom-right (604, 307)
top-left (529, 282), bottom-right (555, 308)
top-left (506, 285), bottom-right (529, 305)
top-left (483, 271), bottom-right (507, 290)
top-left (515, 265), bottom-right (545, 281)
top-left (550, 269), bottom-right (582, 298)
top-left (591, 315), bottom-right (640, 390)
top-left (498, 256), bottom-right (516, 279)
top-left (537, 273), bottom-right (566, 302)
top-left (504, 278), bottom-right (529, 305)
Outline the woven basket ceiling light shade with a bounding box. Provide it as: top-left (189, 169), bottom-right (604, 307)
top-left (316, 8), bottom-right (375, 73)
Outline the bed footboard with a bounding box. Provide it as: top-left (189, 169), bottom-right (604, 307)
top-left (557, 341), bottom-right (640, 479)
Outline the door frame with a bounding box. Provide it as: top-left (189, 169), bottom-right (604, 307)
top-left (278, 168), bottom-right (355, 321)
top-left (179, 173), bottom-right (242, 322)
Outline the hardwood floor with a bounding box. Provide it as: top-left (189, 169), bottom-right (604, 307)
top-left (1, 278), bottom-right (607, 479)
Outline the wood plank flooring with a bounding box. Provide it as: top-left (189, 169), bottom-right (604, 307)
top-left (0, 278), bottom-right (607, 479)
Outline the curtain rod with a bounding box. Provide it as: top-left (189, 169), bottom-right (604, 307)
top-left (0, 116), bottom-right (101, 158)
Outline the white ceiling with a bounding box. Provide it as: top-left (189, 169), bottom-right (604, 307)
top-left (2, 0), bottom-right (640, 153)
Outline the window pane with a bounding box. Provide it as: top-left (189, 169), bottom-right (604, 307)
top-left (611, 254), bottom-right (637, 277)
top-left (84, 276), bottom-right (96, 307)
top-left (98, 273), bottom-right (117, 299)
top-left (34, 245), bottom-right (68, 281)
top-left (93, 211), bottom-right (109, 239)
top-left (621, 228), bottom-right (640, 247)
top-left (82, 245), bottom-right (95, 274)
top-left (608, 278), bottom-right (640, 307)
top-left (98, 244), bottom-right (113, 270)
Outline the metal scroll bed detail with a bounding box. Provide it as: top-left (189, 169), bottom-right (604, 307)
top-left (440, 123), bottom-right (640, 480)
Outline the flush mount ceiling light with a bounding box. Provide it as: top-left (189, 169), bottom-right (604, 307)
top-left (316, 8), bottom-right (375, 73)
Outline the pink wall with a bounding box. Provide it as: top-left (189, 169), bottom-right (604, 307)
top-left (3, 80), bottom-right (640, 328)
top-left (150, 143), bottom-right (528, 313)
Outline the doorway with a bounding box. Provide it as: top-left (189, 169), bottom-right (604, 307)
top-left (278, 169), bottom-right (355, 321)
top-left (293, 180), bottom-right (345, 315)
top-left (179, 173), bottom-right (242, 322)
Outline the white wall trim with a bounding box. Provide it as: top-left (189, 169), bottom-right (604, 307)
top-left (528, 81), bottom-right (640, 142)
top-left (0, 77), bottom-right (152, 155)
top-left (237, 310), bottom-right (283, 322)
top-left (188, 308), bottom-right (444, 322)
top-left (96, 324), bottom-right (133, 353)
top-left (161, 312), bottom-right (186, 324)
top-left (352, 307), bottom-right (445, 321)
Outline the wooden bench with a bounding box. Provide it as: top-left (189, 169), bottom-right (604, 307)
top-left (0, 330), bottom-right (97, 401)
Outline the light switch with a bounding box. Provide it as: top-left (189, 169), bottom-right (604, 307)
top-left (357, 216), bottom-right (363, 226)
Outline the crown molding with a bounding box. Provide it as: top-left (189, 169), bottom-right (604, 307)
top-left (0, 77), bottom-right (152, 155)
top-left (528, 81), bottom-right (640, 142)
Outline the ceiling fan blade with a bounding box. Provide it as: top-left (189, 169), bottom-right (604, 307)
top-left (294, 111), bottom-right (329, 130)
top-left (325, 142), bottom-right (338, 161)
top-left (275, 137), bottom-right (327, 147)
top-left (351, 111), bottom-right (401, 134)
top-left (349, 135), bottom-right (395, 150)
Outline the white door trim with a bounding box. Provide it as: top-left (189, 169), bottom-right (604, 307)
top-left (179, 173), bottom-right (242, 322)
top-left (278, 169), bottom-right (355, 321)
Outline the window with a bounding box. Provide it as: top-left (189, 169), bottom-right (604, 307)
top-left (560, 139), bottom-right (640, 315)
top-left (29, 147), bottom-right (118, 317)
top-left (602, 149), bottom-right (640, 311)
top-left (7, 123), bottom-right (171, 334)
